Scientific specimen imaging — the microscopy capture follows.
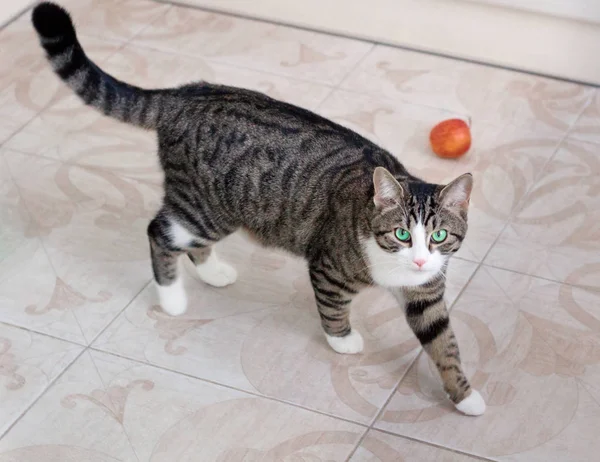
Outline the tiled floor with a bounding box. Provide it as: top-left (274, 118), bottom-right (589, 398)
top-left (1, 0), bottom-right (599, 460)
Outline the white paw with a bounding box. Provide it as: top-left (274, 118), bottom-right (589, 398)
top-left (157, 278), bottom-right (188, 316)
top-left (196, 253), bottom-right (238, 288)
top-left (326, 330), bottom-right (364, 354)
top-left (455, 389), bottom-right (486, 416)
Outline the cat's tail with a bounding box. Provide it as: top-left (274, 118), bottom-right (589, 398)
top-left (32, 2), bottom-right (164, 130)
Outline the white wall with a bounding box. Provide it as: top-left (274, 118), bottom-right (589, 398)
top-left (178, 0), bottom-right (600, 84)
top-left (467, 0), bottom-right (600, 24)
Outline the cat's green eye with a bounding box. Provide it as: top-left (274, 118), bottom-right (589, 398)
top-left (395, 228), bottom-right (411, 242)
top-left (431, 229), bottom-right (448, 243)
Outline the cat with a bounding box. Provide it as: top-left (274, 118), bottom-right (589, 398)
top-left (31, 2), bottom-right (485, 416)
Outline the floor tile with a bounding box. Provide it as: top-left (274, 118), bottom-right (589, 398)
top-left (59, 0), bottom-right (170, 43)
top-left (375, 266), bottom-right (600, 461)
top-left (0, 323), bottom-right (82, 436)
top-left (350, 430), bottom-right (481, 461)
top-left (0, 150), bottom-right (159, 343)
top-left (0, 13), bottom-right (122, 145)
top-left (341, 45), bottom-right (593, 136)
top-left (486, 138), bottom-right (600, 288)
top-left (132, 5), bottom-right (373, 85)
top-left (5, 44), bottom-right (332, 163)
top-left (0, 349), bottom-right (365, 461)
top-left (1, 150), bottom-right (88, 344)
top-left (318, 90), bottom-right (562, 261)
top-left (97, 43), bottom-right (334, 110)
top-left (1, 0), bottom-right (596, 456)
top-left (4, 93), bottom-right (158, 164)
top-left (94, 230), bottom-right (477, 424)
top-left (569, 89), bottom-right (600, 143)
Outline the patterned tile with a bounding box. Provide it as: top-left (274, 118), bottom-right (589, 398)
top-left (350, 430), bottom-right (481, 461)
top-left (0, 323), bottom-right (82, 436)
top-left (569, 89), bottom-right (600, 143)
top-left (341, 45), bottom-right (593, 135)
top-left (0, 350), bottom-right (365, 461)
top-left (59, 0), bottom-right (170, 43)
top-left (94, 233), bottom-right (477, 424)
top-left (4, 93), bottom-right (159, 164)
top-left (0, 13), bottom-right (122, 145)
top-left (375, 266), bottom-right (600, 462)
top-left (317, 90), bottom-right (563, 262)
top-left (486, 138), bottom-right (600, 288)
top-left (5, 45), bottom-right (332, 164)
top-left (1, 0), bottom-right (598, 457)
top-left (0, 150), bottom-right (159, 344)
top-left (132, 5), bottom-right (373, 85)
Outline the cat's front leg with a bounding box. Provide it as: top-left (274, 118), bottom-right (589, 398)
top-left (309, 264), bottom-right (363, 354)
top-left (395, 283), bottom-right (486, 416)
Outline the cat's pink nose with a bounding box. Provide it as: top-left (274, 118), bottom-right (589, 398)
top-left (413, 258), bottom-right (427, 269)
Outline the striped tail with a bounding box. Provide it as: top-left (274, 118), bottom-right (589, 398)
top-left (31, 2), bottom-right (164, 130)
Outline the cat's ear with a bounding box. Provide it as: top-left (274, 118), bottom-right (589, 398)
top-left (373, 167), bottom-right (404, 209)
top-left (439, 173), bottom-right (473, 211)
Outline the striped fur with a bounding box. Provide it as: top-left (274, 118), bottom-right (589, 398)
top-left (399, 280), bottom-right (472, 405)
top-left (32, 2), bottom-right (483, 414)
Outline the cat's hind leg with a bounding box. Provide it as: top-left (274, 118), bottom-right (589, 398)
top-left (148, 209), bottom-right (237, 316)
top-left (187, 246), bottom-right (237, 288)
top-left (147, 212), bottom-right (189, 316)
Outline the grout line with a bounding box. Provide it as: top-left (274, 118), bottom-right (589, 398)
top-left (0, 347), bottom-right (86, 441)
top-left (370, 427), bottom-right (499, 462)
top-left (88, 346), bottom-right (371, 428)
top-left (343, 96), bottom-right (593, 456)
top-left (87, 280), bottom-right (153, 347)
top-left (0, 1), bottom-right (35, 30)
top-left (477, 134), bottom-right (569, 267)
top-left (124, 3), bottom-right (174, 44)
top-left (335, 42), bottom-right (376, 89)
top-left (480, 262), bottom-right (600, 292)
top-left (313, 86), bottom-right (338, 113)
top-left (478, 87), bottom-right (593, 268)
top-left (343, 361), bottom-right (414, 461)
top-left (0, 41), bottom-right (130, 152)
top-left (121, 38), bottom-right (340, 88)
top-left (476, 85), bottom-right (596, 271)
top-left (447, 261), bottom-right (482, 313)
top-left (1, 155), bottom-right (89, 342)
top-left (344, 426), bottom-right (370, 461)
top-left (563, 89), bottom-right (597, 140)
top-left (453, 255), bottom-right (479, 264)
top-left (343, 254), bottom-right (484, 459)
top-left (86, 350), bottom-right (143, 462)
top-left (0, 154), bottom-right (89, 343)
top-left (2, 3), bottom-right (594, 458)
top-left (88, 36), bottom-right (470, 120)
top-left (0, 320), bottom-right (87, 347)
top-left (154, 0), bottom-right (599, 89)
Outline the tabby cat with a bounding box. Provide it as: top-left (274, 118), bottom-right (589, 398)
top-left (31, 2), bottom-right (485, 415)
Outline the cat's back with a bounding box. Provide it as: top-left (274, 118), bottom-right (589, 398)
top-left (160, 82), bottom-right (404, 255)
top-left (171, 82), bottom-right (365, 146)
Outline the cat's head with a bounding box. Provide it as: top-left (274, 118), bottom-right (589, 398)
top-left (364, 167), bottom-right (473, 288)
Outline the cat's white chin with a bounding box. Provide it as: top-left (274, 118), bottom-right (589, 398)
top-left (362, 237), bottom-right (445, 288)
top-left (455, 390), bottom-right (486, 416)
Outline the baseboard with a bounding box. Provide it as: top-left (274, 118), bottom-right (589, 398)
top-left (171, 0), bottom-right (600, 86)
